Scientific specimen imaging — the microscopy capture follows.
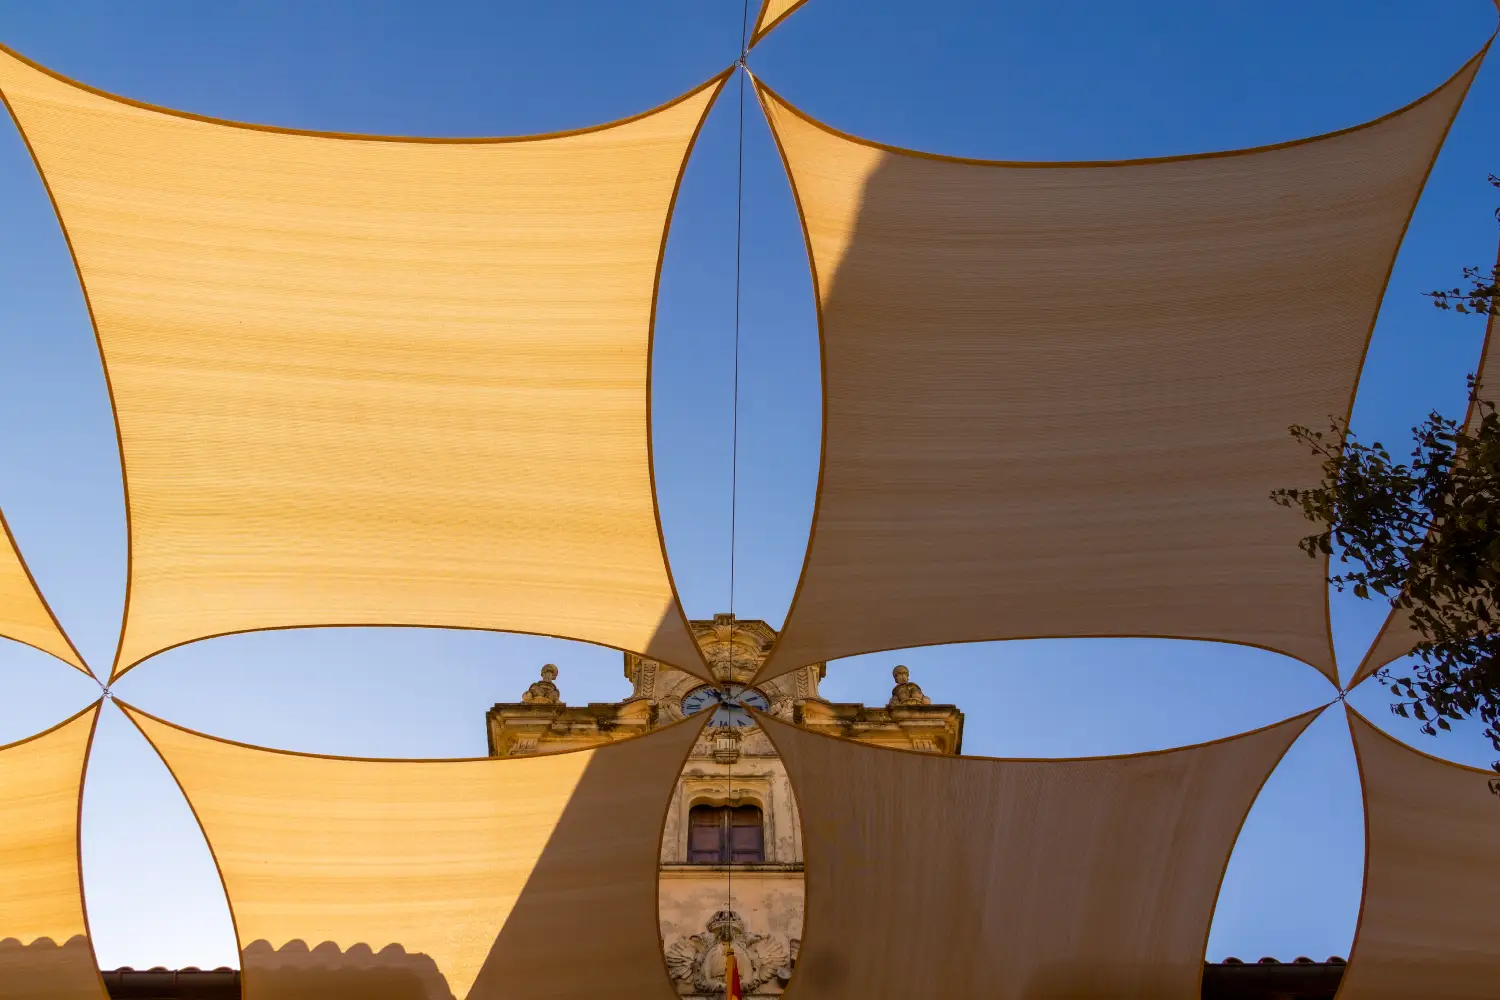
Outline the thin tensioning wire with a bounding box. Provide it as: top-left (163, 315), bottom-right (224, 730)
top-left (726, 0), bottom-right (752, 943)
top-left (728, 0), bottom-right (750, 625)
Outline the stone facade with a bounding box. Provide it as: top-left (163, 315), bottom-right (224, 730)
top-left (486, 614), bottom-right (964, 998)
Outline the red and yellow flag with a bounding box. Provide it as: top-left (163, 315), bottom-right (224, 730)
top-left (725, 943), bottom-right (743, 1000)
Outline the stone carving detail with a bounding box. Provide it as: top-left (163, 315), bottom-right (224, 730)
top-left (887, 665), bottom-right (931, 707)
top-left (521, 664), bottom-right (562, 705)
top-left (656, 668), bottom-right (696, 724)
top-left (629, 659), bottom-right (659, 702)
top-left (763, 682), bottom-right (794, 721)
top-left (692, 615), bottom-right (778, 685)
top-left (738, 727), bottom-right (776, 756)
top-left (709, 726), bottom-right (743, 765)
top-left (506, 736), bottom-right (538, 756)
top-left (690, 726), bottom-right (775, 759)
top-left (665, 910), bottom-right (788, 994)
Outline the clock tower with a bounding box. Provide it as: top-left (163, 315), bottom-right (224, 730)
top-left (485, 614), bottom-right (965, 998)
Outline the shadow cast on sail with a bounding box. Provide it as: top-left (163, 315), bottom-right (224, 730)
top-left (235, 721), bottom-right (697, 999)
top-left (241, 940), bottom-right (452, 1000)
top-left (465, 742), bottom-right (680, 999)
top-left (0, 935), bottom-right (105, 1000)
top-left (755, 49), bottom-right (1488, 683)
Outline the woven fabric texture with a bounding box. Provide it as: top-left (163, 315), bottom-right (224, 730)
top-left (0, 706), bottom-right (103, 1000)
top-left (127, 704), bottom-right (703, 1000)
top-left (1339, 709), bottom-right (1500, 999)
top-left (752, 0), bottom-right (810, 43)
top-left (759, 709), bottom-right (1316, 1000)
top-left (0, 47), bottom-right (721, 682)
top-left (752, 53), bottom-right (1485, 683)
top-left (0, 508), bottom-right (86, 673)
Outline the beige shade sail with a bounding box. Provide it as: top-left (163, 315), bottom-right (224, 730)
top-left (750, 49), bottom-right (1488, 685)
top-left (751, 0), bottom-right (811, 44)
top-left (122, 702), bottom-right (705, 1000)
top-left (0, 704), bottom-right (106, 1000)
top-left (1353, 601), bottom-right (1429, 690)
top-left (1348, 239), bottom-right (1500, 689)
top-left (759, 708), bottom-right (1317, 1000)
top-left (1339, 709), bottom-right (1500, 999)
top-left (0, 507), bottom-right (88, 674)
top-left (0, 45), bottom-right (725, 683)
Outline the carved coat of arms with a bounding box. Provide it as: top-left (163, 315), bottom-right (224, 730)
top-left (665, 910), bottom-right (789, 994)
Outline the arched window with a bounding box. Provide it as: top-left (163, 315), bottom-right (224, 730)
top-left (687, 804), bottom-right (764, 864)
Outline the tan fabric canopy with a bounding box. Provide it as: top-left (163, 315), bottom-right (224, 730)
top-left (751, 51), bottom-right (1487, 684)
top-left (0, 508), bottom-right (87, 674)
top-left (1348, 239), bottom-right (1500, 689)
top-left (1353, 602), bottom-right (1428, 690)
top-left (757, 708), bottom-right (1317, 1000)
top-left (0, 704), bottom-right (105, 1000)
top-left (1339, 709), bottom-right (1500, 999)
top-left (751, 0), bottom-right (811, 44)
top-left (0, 45), bottom-right (724, 682)
top-left (124, 702), bottom-right (704, 1000)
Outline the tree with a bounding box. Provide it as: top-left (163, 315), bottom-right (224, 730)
top-left (1272, 175), bottom-right (1500, 782)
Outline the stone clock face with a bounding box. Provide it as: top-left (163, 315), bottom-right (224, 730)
top-left (680, 683), bottom-right (770, 727)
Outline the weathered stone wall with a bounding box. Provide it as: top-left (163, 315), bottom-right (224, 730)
top-left (657, 731), bottom-right (804, 997)
top-left (659, 870), bottom-right (804, 997)
top-left (660, 732), bottom-right (801, 864)
top-left (484, 617), bottom-right (962, 998)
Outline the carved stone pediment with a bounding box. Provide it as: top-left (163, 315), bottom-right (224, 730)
top-left (664, 910), bottom-right (789, 994)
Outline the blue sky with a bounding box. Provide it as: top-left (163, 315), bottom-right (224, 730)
top-left (0, 0), bottom-right (1497, 971)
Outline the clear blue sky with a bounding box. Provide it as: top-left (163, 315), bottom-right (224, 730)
top-left (1, 0), bottom-right (1496, 972)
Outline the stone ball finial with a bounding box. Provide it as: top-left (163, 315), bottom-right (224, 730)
top-left (892, 664), bottom-right (910, 684)
top-left (540, 663), bottom-right (558, 681)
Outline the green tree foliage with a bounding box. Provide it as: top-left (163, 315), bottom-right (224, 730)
top-left (1428, 175), bottom-right (1500, 318)
top-left (1272, 176), bottom-right (1500, 783)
